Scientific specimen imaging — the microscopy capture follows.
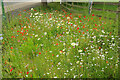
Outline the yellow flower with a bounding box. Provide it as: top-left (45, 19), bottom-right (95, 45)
top-left (57, 26), bottom-right (59, 28)
top-left (67, 17), bottom-right (70, 19)
top-left (78, 50), bottom-right (82, 52)
top-left (67, 59), bottom-right (70, 62)
top-left (60, 51), bottom-right (62, 54)
top-left (35, 35), bottom-right (38, 37)
top-left (76, 61), bottom-right (79, 64)
top-left (66, 32), bottom-right (69, 34)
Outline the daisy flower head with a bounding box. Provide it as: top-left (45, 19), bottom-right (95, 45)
top-left (78, 50), bottom-right (82, 52)
top-left (44, 32), bottom-right (47, 35)
top-left (35, 34), bottom-right (38, 37)
top-left (71, 42), bottom-right (76, 46)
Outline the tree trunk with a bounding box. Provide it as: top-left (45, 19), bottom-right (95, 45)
top-left (41, 0), bottom-right (47, 6)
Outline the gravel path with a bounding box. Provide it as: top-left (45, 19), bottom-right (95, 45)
top-left (0, 2), bottom-right (41, 15)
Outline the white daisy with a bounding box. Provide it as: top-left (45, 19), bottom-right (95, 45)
top-left (54, 77), bottom-right (57, 78)
top-left (56, 55), bottom-right (59, 57)
top-left (76, 61), bottom-right (79, 64)
top-left (71, 42), bottom-right (76, 46)
top-left (29, 70), bottom-right (32, 72)
top-left (66, 32), bottom-right (69, 34)
top-left (38, 38), bottom-right (40, 40)
top-left (67, 17), bottom-right (70, 19)
top-left (35, 35), bottom-right (38, 37)
top-left (63, 43), bottom-right (66, 46)
top-left (44, 32), bottom-right (47, 35)
top-left (31, 8), bottom-right (33, 10)
top-left (26, 75), bottom-right (28, 77)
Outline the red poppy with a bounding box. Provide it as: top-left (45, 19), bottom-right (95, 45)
top-left (10, 68), bottom-right (13, 72)
top-left (34, 9), bottom-right (36, 11)
top-left (92, 14), bottom-right (94, 16)
top-left (79, 16), bottom-right (81, 18)
top-left (28, 18), bottom-right (30, 21)
top-left (39, 52), bottom-right (41, 54)
top-left (11, 47), bottom-right (13, 49)
top-left (83, 25), bottom-right (85, 28)
top-left (87, 30), bottom-right (88, 31)
top-left (77, 27), bottom-right (79, 30)
top-left (95, 24), bottom-right (97, 26)
top-left (56, 43), bottom-right (58, 45)
top-left (11, 36), bottom-right (13, 38)
top-left (79, 31), bottom-right (80, 33)
top-left (83, 32), bottom-right (85, 34)
top-left (3, 42), bottom-right (5, 44)
top-left (80, 20), bottom-right (82, 22)
top-left (70, 13), bottom-right (72, 15)
top-left (27, 72), bottom-right (29, 74)
top-left (17, 31), bottom-right (19, 32)
top-left (61, 50), bottom-right (63, 53)
top-left (99, 17), bottom-right (101, 19)
top-left (71, 24), bottom-right (73, 26)
top-left (109, 32), bottom-right (112, 35)
top-left (84, 16), bottom-right (86, 18)
top-left (80, 66), bottom-right (82, 68)
top-left (22, 33), bottom-right (24, 36)
top-left (18, 14), bottom-right (21, 16)
top-left (106, 61), bottom-right (108, 63)
top-left (99, 47), bottom-right (101, 49)
top-left (52, 54), bottom-right (54, 56)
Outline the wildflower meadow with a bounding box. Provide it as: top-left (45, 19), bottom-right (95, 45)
top-left (2, 3), bottom-right (119, 78)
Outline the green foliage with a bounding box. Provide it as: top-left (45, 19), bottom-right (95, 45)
top-left (2, 2), bottom-right (118, 78)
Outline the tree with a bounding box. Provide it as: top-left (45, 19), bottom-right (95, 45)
top-left (41, 0), bottom-right (47, 6)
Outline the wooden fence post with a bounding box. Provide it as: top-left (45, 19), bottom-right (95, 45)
top-left (1, 0), bottom-right (8, 29)
top-left (88, 0), bottom-right (93, 14)
top-left (72, 2), bottom-right (73, 10)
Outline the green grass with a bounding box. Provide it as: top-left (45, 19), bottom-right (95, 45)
top-left (2, 2), bottom-right (119, 78)
top-left (62, 2), bottom-right (118, 21)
